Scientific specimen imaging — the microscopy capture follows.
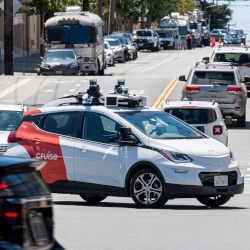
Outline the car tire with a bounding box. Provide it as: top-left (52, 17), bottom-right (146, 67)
top-left (80, 194), bottom-right (107, 204)
top-left (197, 195), bottom-right (231, 208)
top-left (237, 114), bottom-right (246, 127)
top-left (130, 168), bottom-right (168, 208)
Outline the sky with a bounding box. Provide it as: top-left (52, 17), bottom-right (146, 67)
top-left (209, 0), bottom-right (250, 40)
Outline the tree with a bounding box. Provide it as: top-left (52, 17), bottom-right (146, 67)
top-left (206, 4), bottom-right (232, 30)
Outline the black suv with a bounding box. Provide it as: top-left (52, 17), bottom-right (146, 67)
top-left (0, 156), bottom-right (63, 250)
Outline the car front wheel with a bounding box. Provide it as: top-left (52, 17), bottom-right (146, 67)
top-left (80, 194), bottom-right (107, 204)
top-left (130, 168), bottom-right (168, 208)
top-left (197, 195), bottom-right (231, 208)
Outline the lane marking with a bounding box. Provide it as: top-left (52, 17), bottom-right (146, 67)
top-left (0, 78), bottom-right (33, 99)
top-left (152, 78), bottom-right (178, 110)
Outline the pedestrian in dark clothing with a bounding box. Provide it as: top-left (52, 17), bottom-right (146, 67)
top-left (186, 33), bottom-right (192, 50)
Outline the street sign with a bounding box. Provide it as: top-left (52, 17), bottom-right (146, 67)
top-left (14, 14), bottom-right (24, 25)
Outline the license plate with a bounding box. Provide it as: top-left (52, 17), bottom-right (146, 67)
top-left (56, 71), bottom-right (63, 74)
top-left (29, 212), bottom-right (49, 246)
top-left (214, 175), bottom-right (228, 186)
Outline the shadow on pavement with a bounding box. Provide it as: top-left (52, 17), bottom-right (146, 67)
top-left (54, 201), bottom-right (248, 210)
top-left (227, 121), bottom-right (250, 130)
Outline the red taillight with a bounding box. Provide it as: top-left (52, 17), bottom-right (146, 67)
top-left (4, 212), bottom-right (19, 218)
top-left (241, 63), bottom-right (250, 68)
top-left (235, 106), bottom-right (241, 111)
top-left (185, 86), bottom-right (200, 93)
top-left (0, 184), bottom-right (8, 190)
top-left (8, 131), bottom-right (16, 143)
top-left (227, 87), bottom-right (242, 93)
top-left (213, 125), bottom-right (223, 135)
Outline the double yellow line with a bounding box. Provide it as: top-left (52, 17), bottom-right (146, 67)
top-left (152, 78), bottom-right (179, 110)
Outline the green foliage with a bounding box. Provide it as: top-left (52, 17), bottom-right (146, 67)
top-left (24, 0), bottom-right (81, 15)
top-left (207, 4), bottom-right (232, 30)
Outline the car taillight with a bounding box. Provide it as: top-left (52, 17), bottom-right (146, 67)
top-left (213, 125), bottom-right (223, 135)
top-left (227, 87), bottom-right (242, 93)
top-left (241, 63), bottom-right (250, 67)
top-left (8, 131), bottom-right (17, 143)
top-left (4, 212), bottom-right (19, 218)
top-left (185, 86), bottom-right (200, 93)
top-left (0, 184), bottom-right (8, 190)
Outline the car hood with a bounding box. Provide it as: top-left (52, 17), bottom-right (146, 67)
top-left (148, 137), bottom-right (229, 157)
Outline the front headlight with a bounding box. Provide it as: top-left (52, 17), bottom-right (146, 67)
top-left (70, 63), bottom-right (78, 68)
top-left (160, 151), bottom-right (193, 163)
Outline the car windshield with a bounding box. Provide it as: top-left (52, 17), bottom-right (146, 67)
top-left (136, 31), bottom-right (152, 37)
top-left (45, 51), bottom-right (75, 62)
top-left (107, 39), bottom-right (121, 46)
top-left (165, 108), bottom-right (217, 124)
top-left (214, 53), bottom-right (250, 65)
top-left (157, 32), bottom-right (171, 38)
top-left (118, 111), bottom-right (204, 139)
top-left (0, 111), bottom-right (23, 131)
top-left (192, 71), bottom-right (236, 85)
top-left (46, 25), bottom-right (95, 44)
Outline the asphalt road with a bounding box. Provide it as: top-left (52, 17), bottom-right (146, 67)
top-left (1, 47), bottom-right (249, 250)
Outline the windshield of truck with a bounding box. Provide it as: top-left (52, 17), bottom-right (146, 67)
top-left (190, 23), bottom-right (198, 29)
top-left (118, 111), bottom-right (204, 139)
top-left (46, 25), bottom-right (95, 44)
top-left (192, 71), bottom-right (236, 85)
top-left (214, 53), bottom-right (250, 65)
top-left (165, 108), bottom-right (217, 124)
top-left (136, 31), bottom-right (152, 37)
top-left (44, 51), bottom-right (75, 62)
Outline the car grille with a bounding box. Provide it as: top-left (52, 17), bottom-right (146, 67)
top-left (0, 145), bottom-right (8, 152)
top-left (199, 171), bottom-right (237, 187)
top-left (137, 39), bottom-right (147, 43)
top-left (195, 126), bottom-right (205, 133)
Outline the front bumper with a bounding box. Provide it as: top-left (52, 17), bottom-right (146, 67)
top-left (165, 183), bottom-right (244, 198)
top-left (80, 63), bottom-right (97, 73)
top-left (40, 67), bottom-right (78, 75)
top-left (137, 42), bottom-right (154, 50)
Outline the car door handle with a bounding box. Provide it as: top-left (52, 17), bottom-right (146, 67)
top-left (33, 138), bottom-right (41, 144)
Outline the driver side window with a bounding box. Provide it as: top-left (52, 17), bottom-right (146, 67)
top-left (82, 112), bottom-right (121, 144)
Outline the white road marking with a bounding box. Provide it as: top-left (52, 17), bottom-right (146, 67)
top-left (0, 78), bottom-right (32, 98)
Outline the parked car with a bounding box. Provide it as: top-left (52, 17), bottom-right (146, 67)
top-left (163, 101), bottom-right (228, 145)
top-left (181, 64), bottom-right (247, 127)
top-left (0, 105), bottom-right (24, 154)
top-left (134, 29), bottom-right (160, 52)
top-left (234, 29), bottom-right (246, 44)
top-left (112, 33), bottom-right (138, 59)
top-left (38, 49), bottom-right (80, 76)
top-left (210, 29), bottom-right (227, 42)
top-left (6, 81), bottom-right (244, 208)
top-left (155, 29), bottom-right (175, 49)
top-left (0, 156), bottom-right (63, 249)
top-left (105, 38), bottom-right (126, 63)
top-left (224, 33), bottom-right (241, 45)
top-left (104, 41), bottom-right (115, 66)
top-left (209, 45), bottom-right (250, 96)
top-left (106, 35), bottom-right (130, 61)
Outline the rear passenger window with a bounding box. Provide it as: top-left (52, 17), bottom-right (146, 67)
top-left (42, 112), bottom-right (81, 137)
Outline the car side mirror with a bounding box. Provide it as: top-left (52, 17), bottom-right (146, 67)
top-left (202, 57), bottom-right (210, 63)
top-left (179, 75), bottom-right (186, 81)
top-left (119, 127), bottom-right (139, 146)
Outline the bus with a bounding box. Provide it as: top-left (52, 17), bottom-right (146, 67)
top-left (45, 6), bottom-right (105, 75)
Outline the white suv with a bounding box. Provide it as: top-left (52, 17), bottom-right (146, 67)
top-left (6, 82), bottom-right (244, 208)
top-left (163, 101), bottom-right (228, 145)
top-left (207, 45), bottom-right (250, 95)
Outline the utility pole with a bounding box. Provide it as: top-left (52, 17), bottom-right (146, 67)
top-left (82, 0), bottom-right (89, 11)
top-left (4, 0), bottom-right (14, 75)
top-left (98, 0), bottom-right (103, 19)
top-left (108, 0), bottom-right (116, 34)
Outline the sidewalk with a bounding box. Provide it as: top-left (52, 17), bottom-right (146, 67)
top-left (0, 53), bottom-right (40, 75)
